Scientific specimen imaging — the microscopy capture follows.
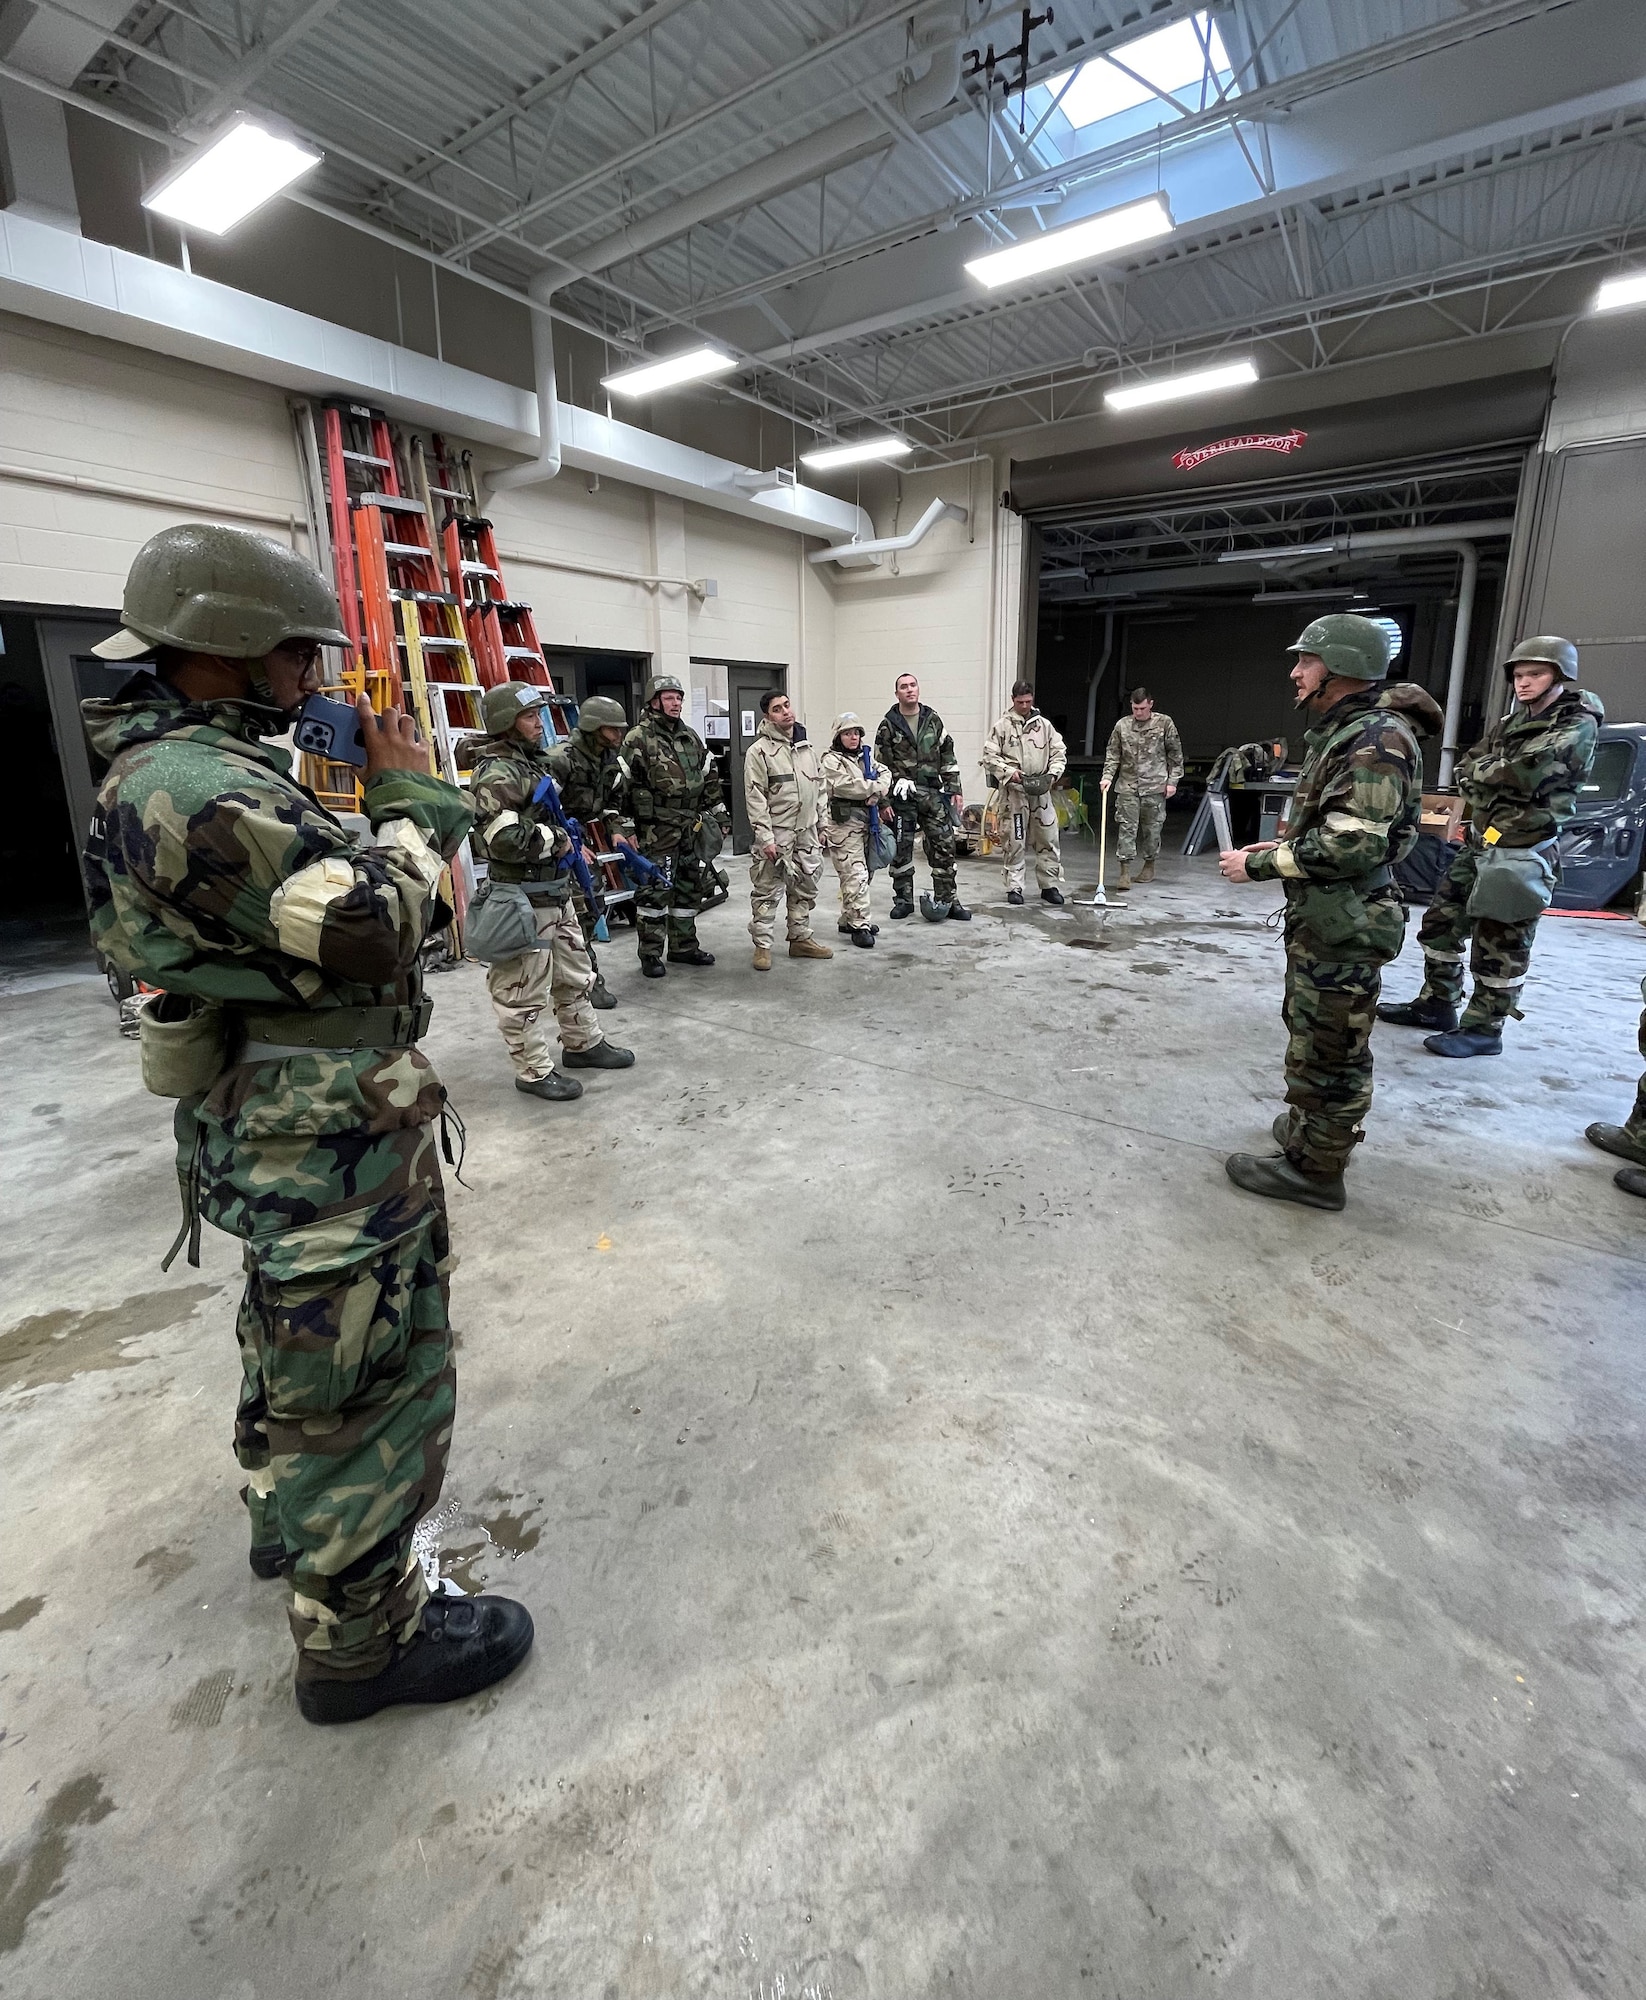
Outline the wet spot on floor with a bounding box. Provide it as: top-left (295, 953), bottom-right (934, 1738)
top-left (170, 1669), bottom-right (235, 1731)
top-left (1541, 1075), bottom-right (1577, 1091)
top-left (0, 1283), bottom-right (218, 1394)
top-left (0, 1772), bottom-right (114, 1953)
top-left (1065, 937), bottom-right (1109, 952)
top-left (477, 1491), bottom-right (543, 1557)
top-left (0, 1596), bottom-right (44, 1632)
top-left (1132, 962), bottom-right (1174, 976)
top-left (135, 1546), bottom-right (196, 1591)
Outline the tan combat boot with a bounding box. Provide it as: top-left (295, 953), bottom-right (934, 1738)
top-left (788, 937), bottom-right (833, 960)
top-left (752, 945), bottom-right (772, 971)
top-left (1116, 865), bottom-right (1132, 892)
top-left (1139, 859), bottom-right (1155, 883)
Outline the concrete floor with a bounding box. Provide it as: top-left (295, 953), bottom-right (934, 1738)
top-left (3, 836), bottom-right (1644, 2000)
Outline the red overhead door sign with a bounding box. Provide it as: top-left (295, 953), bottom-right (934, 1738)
top-left (1172, 428), bottom-right (1308, 472)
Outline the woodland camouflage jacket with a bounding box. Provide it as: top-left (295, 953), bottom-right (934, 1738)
top-left (469, 734), bottom-right (575, 889)
top-left (1246, 683), bottom-right (1436, 895)
top-left (875, 703), bottom-right (960, 792)
top-left (621, 710), bottom-right (724, 832)
top-left (83, 675), bottom-right (470, 1008)
top-left (1102, 712), bottom-right (1184, 791)
top-left (1456, 685), bottom-right (1603, 845)
top-left (546, 726), bottom-right (627, 828)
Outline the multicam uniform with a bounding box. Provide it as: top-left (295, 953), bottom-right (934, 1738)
top-left (744, 717), bottom-right (827, 949)
top-left (469, 729), bottom-right (604, 1080)
top-left (1243, 683), bottom-right (1435, 1180)
top-left (1412, 685), bottom-right (1602, 1033)
top-left (1103, 712), bottom-right (1184, 866)
top-left (875, 702), bottom-right (960, 906)
top-left (83, 675), bottom-right (471, 1684)
top-left (982, 704), bottom-right (1067, 894)
top-left (621, 704), bottom-right (726, 967)
top-left (820, 714), bottom-right (890, 931)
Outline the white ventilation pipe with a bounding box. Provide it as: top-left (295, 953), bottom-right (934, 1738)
top-left (809, 496), bottom-right (966, 566)
top-left (1083, 608), bottom-right (1114, 756)
top-left (488, 274), bottom-right (562, 492)
top-left (568, 30), bottom-right (962, 277)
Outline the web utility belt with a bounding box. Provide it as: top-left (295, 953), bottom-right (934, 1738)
top-left (235, 997), bottom-right (434, 1064)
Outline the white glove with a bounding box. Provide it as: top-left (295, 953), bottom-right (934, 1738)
top-left (892, 777), bottom-right (915, 800)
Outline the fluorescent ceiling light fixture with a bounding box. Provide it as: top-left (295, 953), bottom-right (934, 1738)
top-left (1106, 358), bottom-right (1258, 411)
top-left (1594, 271), bottom-right (1646, 313)
top-left (800, 436), bottom-right (913, 470)
top-left (965, 194), bottom-right (1174, 289)
top-left (1218, 540), bottom-right (1337, 563)
top-left (601, 346), bottom-right (736, 396)
top-left (142, 117), bottom-right (321, 235)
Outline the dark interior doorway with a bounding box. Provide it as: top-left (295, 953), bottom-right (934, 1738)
top-left (2, 609), bottom-right (122, 925)
top-left (542, 647), bottom-right (649, 732)
top-left (717, 661), bottom-right (787, 853)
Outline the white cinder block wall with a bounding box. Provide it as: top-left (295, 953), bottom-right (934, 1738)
top-left (1, 312), bottom-right (1010, 790)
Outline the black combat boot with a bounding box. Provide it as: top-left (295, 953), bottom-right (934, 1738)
top-left (1586, 1122), bottom-right (1646, 1167)
top-left (562, 1040), bottom-right (635, 1069)
top-left (1616, 1167), bottom-right (1646, 1199)
top-left (667, 947), bottom-right (715, 966)
top-left (589, 977), bottom-right (617, 1011)
top-left (889, 890), bottom-right (915, 919)
top-left (1006, 888), bottom-right (1024, 905)
top-left (946, 899), bottom-right (972, 921)
top-left (1225, 1152), bottom-right (1347, 1211)
top-left (516, 1070), bottom-right (582, 1101)
top-left (1424, 1027), bottom-right (1502, 1059)
top-left (1041, 886), bottom-right (1066, 906)
top-left (1376, 994), bottom-right (1458, 1030)
top-left (296, 1594), bottom-right (535, 1726)
top-left (850, 927), bottom-right (876, 948)
top-left (641, 959), bottom-right (666, 979)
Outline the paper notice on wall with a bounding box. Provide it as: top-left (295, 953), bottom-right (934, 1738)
top-left (689, 687), bottom-right (708, 735)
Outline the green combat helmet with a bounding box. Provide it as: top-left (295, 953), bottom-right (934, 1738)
top-left (644, 673), bottom-right (685, 705)
top-left (1504, 635), bottom-right (1579, 682)
top-left (482, 680), bottom-right (550, 736)
top-left (1287, 613), bottom-right (1391, 681)
top-left (93, 522), bottom-right (348, 665)
top-left (577, 695), bottom-right (628, 733)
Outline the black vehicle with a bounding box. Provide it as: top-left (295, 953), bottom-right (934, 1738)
top-left (1553, 722), bottom-right (1646, 910)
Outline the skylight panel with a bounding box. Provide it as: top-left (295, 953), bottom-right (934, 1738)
top-left (1030, 11), bottom-right (1237, 147)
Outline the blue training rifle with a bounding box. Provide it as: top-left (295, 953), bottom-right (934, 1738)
top-left (530, 769), bottom-right (610, 942)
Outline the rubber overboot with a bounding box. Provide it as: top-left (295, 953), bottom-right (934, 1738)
top-left (752, 945), bottom-right (772, 971)
top-left (1116, 866), bottom-right (1132, 892)
top-left (850, 927), bottom-right (876, 948)
top-left (641, 959), bottom-right (666, 979)
top-left (1376, 994), bottom-right (1458, 1031)
top-left (516, 1070), bottom-right (582, 1101)
top-left (1585, 1121), bottom-right (1646, 1167)
top-left (919, 894), bottom-right (950, 923)
top-left (838, 919), bottom-right (856, 933)
top-left (789, 937), bottom-right (833, 959)
top-left (1424, 1027), bottom-right (1502, 1059)
top-left (589, 977), bottom-right (617, 1011)
top-left (1006, 888), bottom-right (1025, 905)
top-left (1271, 1112), bottom-right (1293, 1151)
top-left (562, 1040), bottom-right (635, 1069)
top-left (947, 900), bottom-right (972, 921)
top-left (889, 893), bottom-right (915, 919)
top-left (1225, 1151), bottom-right (1346, 1211)
top-left (667, 947), bottom-right (715, 966)
top-left (1616, 1166), bottom-right (1646, 1199)
top-left (1041, 886), bottom-right (1066, 906)
top-left (1138, 860), bottom-right (1155, 883)
top-left (295, 1594), bottom-right (534, 1727)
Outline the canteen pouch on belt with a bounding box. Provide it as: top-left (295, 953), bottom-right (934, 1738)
top-left (463, 879), bottom-right (540, 963)
top-left (1466, 840), bottom-right (1556, 924)
top-left (138, 992), bottom-right (231, 1097)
